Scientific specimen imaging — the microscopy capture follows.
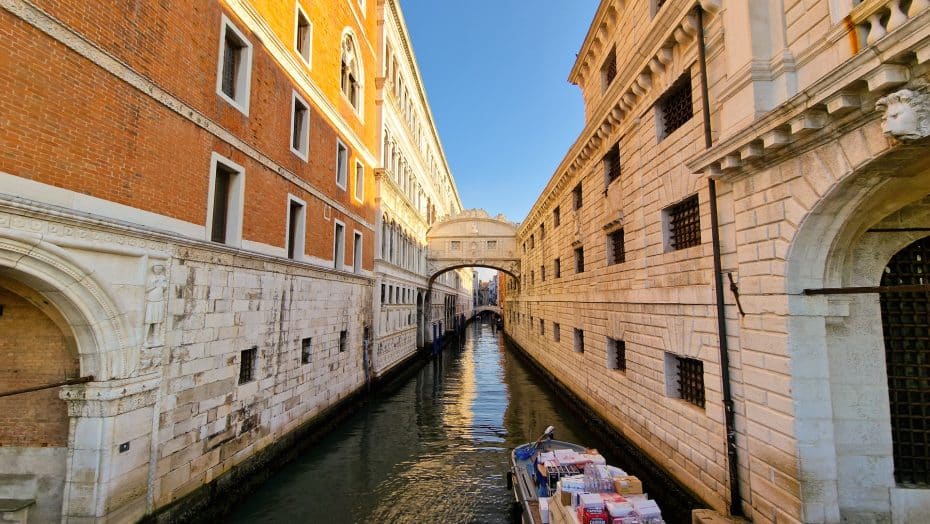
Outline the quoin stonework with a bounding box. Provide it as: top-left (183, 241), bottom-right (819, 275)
top-left (501, 0), bottom-right (930, 523)
top-left (0, 0), bottom-right (471, 521)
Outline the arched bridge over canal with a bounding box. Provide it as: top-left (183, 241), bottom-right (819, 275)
top-left (425, 209), bottom-right (520, 286)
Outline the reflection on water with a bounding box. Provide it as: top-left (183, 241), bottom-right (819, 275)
top-left (225, 320), bottom-right (690, 523)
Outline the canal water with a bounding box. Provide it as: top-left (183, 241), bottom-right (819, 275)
top-left (225, 319), bottom-right (695, 523)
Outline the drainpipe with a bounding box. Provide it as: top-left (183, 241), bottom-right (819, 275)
top-left (696, 5), bottom-right (744, 517)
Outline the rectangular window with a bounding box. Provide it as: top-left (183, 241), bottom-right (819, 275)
top-left (539, 319), bottom-right (545, 336)
top-left (540, 223), bottom-right (546, 242)
top-left (336, 140), bottom-right (349, 190)
top-left (208, 154), bottom-right (245, 247)
top-left (603, 142), bottom-right (621, 188)
top-left (601, 46), bottom-right (617, 92)
top-left (670, 355), bottom-right (705, 408)
top-left (287, 196), bottom-right (306, 260)
top-left (301, 337), bottom-right (312, 364)
top-left (353, 231), bottom-right (363, 273)
top-left (339, 330), bottom-right (348, 352)
top-left (575, 247), bottom-right (585, 273)
top-left (334, 221), bottom-right (346, 269)
top-left (553, 323), bottom-right (561, 342)
top-left (573, 328), bottom-right (584, 354)
top-left (554, 258), bottom-right (561, 278)
top-left (530, 234), bottom-right (535, 249)
top-left (451, 240), bottom-right (461, 251)
top-left (216, 16), bottom-right (252, 115)
top-left (239, 347), bottom-right (256, 384)
top-left (572, 183), bottom-right (583, 211)
top-left (487, 240), bottom-right (497, 250)
top-left (531, 270), bottom-right (535, 285)
top-left (541, 265), bottom-right (546, 282)
top-left (608, 228), bottom-right (625, 265)
top-left (608, 338), bottom-right (626, 371)
top-left (553, 206), bottom-right (561, 227)
top-left (354, 161), bottom-right (364, 202)
top-left (381, 284), bottom-right (385, 303)
top-left (658, 74), bottom-right (694, 139)
top-left (666, 195), bottom-right (701, 251)
top-left (295, 5), bottom-right (312, 65)
top-left (290, 92), bottom-right (310, 160)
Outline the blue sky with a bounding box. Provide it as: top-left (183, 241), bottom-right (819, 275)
top-left (402, 0), bottom-right (599, 225)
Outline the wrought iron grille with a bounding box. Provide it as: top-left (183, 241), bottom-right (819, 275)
top-left (553, 206), bottom-right (561, 227)
top-left (554, 258), bottom-right (561, 278)
top-left (880, 236), bottom-right (930, 486)
top-left (660, 75), bottom-right (694, 138)
top-left (221, 32), bottom-right (241, 98)
top-left (602, 47), bottom-right (617, 87)
top-left (677, 356), bottom-right (704, 408)
top-left (301, 338), bottom-right (312, 364)
top-left (573, 183), bottom-right (583, 210)
top-left (239, 347), bottom-right (256, 384)
top-left (339, 330), bottom-right (348, 352)
top-left (668, 195), bottom-right (701, 250)
top-left (575, 247), bottom-right (585, 273)
top-left (604, 143), bottom-right (621, 188)
top-left (609, 229), bottom-right (625, 265)
top-left (610, 339), bottom-right (626, 371)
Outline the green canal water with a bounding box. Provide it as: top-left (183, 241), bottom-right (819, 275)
top-left (224, 319), bottom-right (697, 523)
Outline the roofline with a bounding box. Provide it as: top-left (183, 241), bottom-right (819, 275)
top-left (568, 0), bottom-right (613, 85)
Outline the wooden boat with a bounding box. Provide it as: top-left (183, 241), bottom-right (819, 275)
top-left (508, 426), bottom-right (588, 524)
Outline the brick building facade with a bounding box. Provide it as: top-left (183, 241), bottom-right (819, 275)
top-left (0, 0), bottom-right (469, 521)
top-left (502, 0), bottom-right (930, 522)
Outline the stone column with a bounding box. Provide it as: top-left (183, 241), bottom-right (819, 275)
top-left (59, 373), bottom-right (160, 522)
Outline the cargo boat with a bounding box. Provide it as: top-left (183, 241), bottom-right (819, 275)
top-left (508, 426), bottom-right (664, 524)
top-left (509, 427), bottom-right (587, 524)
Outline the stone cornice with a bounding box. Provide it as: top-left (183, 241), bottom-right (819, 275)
top-left (381, 0), bottom-right (463, 211)
top-left (686, 10), bottom-right (930, 179)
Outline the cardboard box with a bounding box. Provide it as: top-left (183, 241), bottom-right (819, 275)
top-left (613, 476), bottom-right (643, 495)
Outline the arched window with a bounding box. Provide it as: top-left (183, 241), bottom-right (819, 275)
top-left (340, 32), bottom-right (361, 109)
top-left (381, 215), bottom-right (389, 259)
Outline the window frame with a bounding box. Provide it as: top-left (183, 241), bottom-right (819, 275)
top-left (353, 230), bottom-right (363, 273)
top-left (664, 194), bottom-right (701, 252)
top-left (286, 194), bottom-right (307, 260)
top-left (335, 139), bottom-right (349, 190)
top-left (333, 219), bottom-right (346, 270)
top-left (574, 246), bottom-right (585, 274)
top-left (238, 347), bottom-right (257, 384)
top-left (206, 152), bottom-right (245, 248)
top-left (290, 90), bottom-right (310, 161)
top-left (215, 15), bottom-right (253, 116)
top-left (573, 328), bottom-right (585, 354)
top-left (572, 183), bottom-right (583, 211)
top-left (354, 160), bottom-right (365, 202)
top-left (294, 3), bottom-right (313, 67)
top-left (608, 228), bottom-right (625, 265)
top-left (607, 338), bottom-right (626, 372)
top-left (300, 337), bottom-right (312, 365)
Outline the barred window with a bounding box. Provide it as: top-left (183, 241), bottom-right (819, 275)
top-left (573, 329), bottom-right (585, 353)
top-left (575, 247), bottom-right (585, 273)
top-left (658, 74), bottom-right (693, 139)
top-left (676, 356), bottom-right (704, 408)
top-left (539, 319), bottom-right (545, 336)
top-left (573, 183), bottom-right (583, 210)
top-left (553, 206), bottom-right (561, 227)
top-left (540, 223), bottom-right (546, 241)
top-left (603, 142), bottom-right (621, 188)
top-left (554, 258), bottom-right (561, 278)
top-left (301, 338), bottom-right (312, 365)
top-left (530, 234), bottom-right (535, 249)
top-left (541, 265), bottom-right (546, 282)
top-left (666, 195), bottom-right (701, 250)
top-left (601, 46), bottom-right (617, 92)
top-left (339, 330), bottom-right (347, 352)
top-left (554, 323), bottom-right (561, 342)
top-left (608, 228), bottom-right (625, 265)
top-left (239, 347), bottom-right (256, 384)
top-left (608, 338), bottom-right (626, 372)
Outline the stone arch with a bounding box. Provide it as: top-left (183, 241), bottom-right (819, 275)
top-left (0, 231), bottom-right (133, 380)
top-left (784, 139), bottom-right (930, 521)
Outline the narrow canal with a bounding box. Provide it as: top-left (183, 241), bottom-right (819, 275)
top-left (225, 319), bottom-right (697, 523)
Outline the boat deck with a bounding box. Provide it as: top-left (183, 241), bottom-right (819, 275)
top-left (510, 439), bottom-right (587, 524)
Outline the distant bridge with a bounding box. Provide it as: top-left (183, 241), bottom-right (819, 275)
top-left (473, 305), bottom-right (501, 317)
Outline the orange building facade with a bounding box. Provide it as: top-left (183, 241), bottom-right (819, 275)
top-left (0, 0), bottom-right (414, 521)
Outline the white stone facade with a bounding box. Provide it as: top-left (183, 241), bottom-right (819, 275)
top-left (503, 1), bottom-right (930, 523)
top-left (373, 0), bottom-right (474, 375)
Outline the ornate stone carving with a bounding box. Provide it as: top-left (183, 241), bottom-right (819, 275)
top-left (144, 263), bottom-right (168, 348)
top-left (876, 88), bottom-right (930, 141)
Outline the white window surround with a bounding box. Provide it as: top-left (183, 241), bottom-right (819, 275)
top-left (206, 152), bottom-right (246, 248)
top-left (354, 160), bottom-right (364, 203)
top-left (353, 230), bottom-right (363, 273)
top-left (336, 139), bottom-right (348, 190)
top-left (215, 15), bottom-right (253, 116)
top-left (285, 194), bottom-right (307, 260)
top-left (333, 219), bottom-right (346, 270)
top-left (294, 3), bottom-right (312, 67)
top-left (290, 90), bottom-right (310, 161)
